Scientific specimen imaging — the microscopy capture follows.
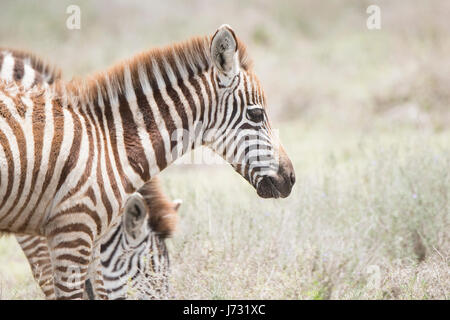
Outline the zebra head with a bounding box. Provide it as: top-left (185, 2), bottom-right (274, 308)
top-left (204, 25), bottom-right (295, 199)
top-left (102, 192), bottom-right (180, 299)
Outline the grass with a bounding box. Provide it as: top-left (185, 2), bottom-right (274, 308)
top-left (0, 0), bottom-right (449, 299)
top-left (0, 117), bottom-right (448, 300)
top-left (160, 119), bottom-right (449, 299)
top-left (0, 238), bottom-right (43, 299)
top-left (0, 121), bottom-right (450, 299)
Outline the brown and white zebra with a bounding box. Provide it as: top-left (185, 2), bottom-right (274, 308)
top-left (0, 48), bottom-right (61, 89)
top-left (0, 25), bottom-right (295, 299)
top-left (0, 49), bottom-right (181, 299)
top-left (100, 179), bottom-right (180, 299)
top-left (16, 178), bottom-right (181, 299)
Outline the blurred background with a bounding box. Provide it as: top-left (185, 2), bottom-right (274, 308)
top-left (0, 0), bottom-right (448, 299)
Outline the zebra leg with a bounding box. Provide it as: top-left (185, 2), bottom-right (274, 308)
top-left (17, 235), bottom-right (98, 300)
top-left (47, 234), bottom-right (92, 299)
top-left (86, 245), bottom-right (108, 299)
top-left (94, 269), bottom-right (109, 299)
top-left (15, 235), bottom-right (56, 299)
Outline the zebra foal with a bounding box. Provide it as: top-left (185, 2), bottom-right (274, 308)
top-left (0, 49), bottom-right (181, 299)
top-left (16, 178), bottom-right (181, 299)
top-left (0, 25), bottom-right (295, 299)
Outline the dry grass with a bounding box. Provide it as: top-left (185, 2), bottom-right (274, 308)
top-left (161, 121), bottom-right (449, 299)
top-left (0, 0), bottom-right (449, 299)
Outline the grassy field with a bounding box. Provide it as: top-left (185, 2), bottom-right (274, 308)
top-left (164, 121), bottom-right (450, 299)
top-left (1, 119), bottom-right (448, 299)
top-left (0, 0), bottom-right (449, 299)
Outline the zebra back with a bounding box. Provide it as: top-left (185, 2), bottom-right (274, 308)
top-left (0, 48), bottom-right (62, 87)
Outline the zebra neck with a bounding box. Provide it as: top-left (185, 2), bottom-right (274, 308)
top-left (62, 60), bottom-right (217, 194)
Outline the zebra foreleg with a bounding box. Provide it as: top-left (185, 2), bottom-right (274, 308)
top-left (15, 235), bottom-right (56, 299)
top-left (86, 245), bottom-right (108, 299)
top-left (47, 234), bottom-right (92, 300)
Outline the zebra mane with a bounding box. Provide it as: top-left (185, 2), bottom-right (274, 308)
top-left (0, 48), bottom-right (62, 84)
top-left (138, 177), bottom-right (179, 238)
top-left (60, 35), bottom-right (252, 107)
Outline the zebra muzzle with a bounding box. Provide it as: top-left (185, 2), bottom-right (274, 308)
top-left (256, 154), bottom-right (295, 199)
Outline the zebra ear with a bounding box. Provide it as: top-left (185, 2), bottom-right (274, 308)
top-left (210, 24), bottom-right (239, 76)
top-left (123, 194), bottom-right (147, 238)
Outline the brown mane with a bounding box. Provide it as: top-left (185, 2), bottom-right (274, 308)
top-left (138, 177), bottom-right (179, 238)
top-left (59, 34), bottom-right (252, 106)
top-left (0, 48), bottom-right (62, 84)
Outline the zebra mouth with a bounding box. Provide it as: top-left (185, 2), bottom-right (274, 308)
top-left (257, 176), bottom-right (281, 199)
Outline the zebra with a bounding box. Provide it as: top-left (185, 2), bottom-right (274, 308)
top-left (16, 178), bottom-right (181, 299)
top-left (100, 179), bottom-right (181, 299)
top-left (0, 24), bottom-right (295, 299)
top-left (0, 48), bottom-right (61, 88)
top-left (0, 49), bottom-right (181, 299)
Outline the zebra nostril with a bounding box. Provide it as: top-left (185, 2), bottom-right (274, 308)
top-left (290, 172), bottom-right (296, 186)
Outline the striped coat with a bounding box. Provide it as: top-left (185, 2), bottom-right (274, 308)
top-left (0, 25), bottom-right (295, 299)
top-left (0, 49), bottom-right (60, 89)
top-left (0, 49), bottom-right (180, 299)
top-left (17, 178), bottom-right (180, 299)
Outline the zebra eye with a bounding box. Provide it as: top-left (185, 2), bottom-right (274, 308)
top-left (247, 107), bottom-right (264, 123)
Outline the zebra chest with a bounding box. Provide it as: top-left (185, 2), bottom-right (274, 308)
top-left (48, 179), bottom-right (123, 236)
